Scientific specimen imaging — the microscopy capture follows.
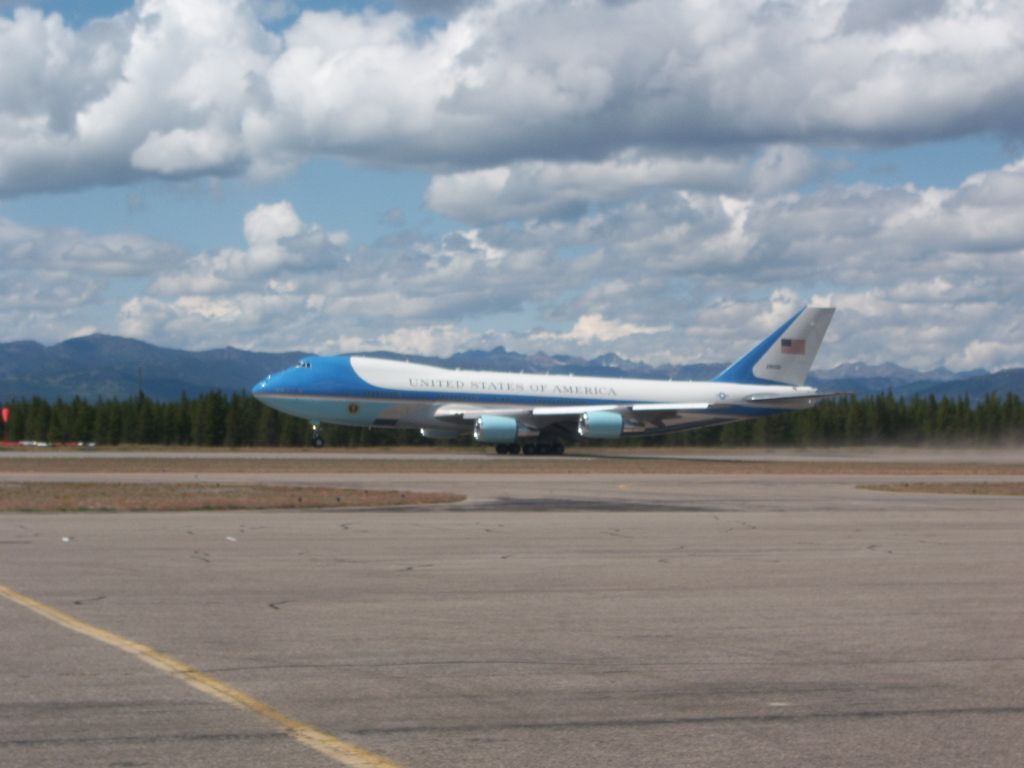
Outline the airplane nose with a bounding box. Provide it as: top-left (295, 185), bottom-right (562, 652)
top-left (253, 361), bottom-right (314, 398)
top-left (252, 374), bottom-right (275, 397)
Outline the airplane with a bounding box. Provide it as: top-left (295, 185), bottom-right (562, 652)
top-left (253, 306), bottom-right (838, 454)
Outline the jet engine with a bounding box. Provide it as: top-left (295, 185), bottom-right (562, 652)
top-left (577, 410), bottom-right (624, 439)
top-left (473, 415), bottom-right (538, 444)
top-left (473, 415), bottom-right (519, 444)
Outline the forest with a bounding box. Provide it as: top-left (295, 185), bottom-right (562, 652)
top-left (2, 390), bottom-right (1022, 448)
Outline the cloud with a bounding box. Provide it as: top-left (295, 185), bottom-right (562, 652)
top-left (388, 0), bottom-right (482, 18)
top-left (2, 0), bottom-right (1024, 198)
top-left (840, 0), bottom-right (948, 34)
top-left (532, 314), bottom-right (671, 345)
top-left (376, 323), bottom-right (479, 357)
top-left (131, 126), bottom-right (244, 175)
top-left (252, 0), bottom-right (297, 23)
top-left (4, 152), bottom-right (1024, 370)
top-left (116, 157), bottom-right (1024, 369)
top-left (0, 215), bottom-right (179, 276)
top-left (149, 200), bottom-right (348, 295)
top-left (425, 150), bottom-right (750, 223)
top-left (480, 158), bottom-right (1024, 369)
top-left (105, 199), bottom-right (556, 350)
top-left (426, 144), bottom-right (822, 225)
top-left (947, 339), bottom-right (1024, 371)
top-left (0, 214), bottom-right (183, 342)
top-left (0, 0), bottom-right (277, 194)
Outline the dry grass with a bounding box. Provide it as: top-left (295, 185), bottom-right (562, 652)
top-left (0, 483), bottom-right (463, 512)
top-left (860, 482), bottom-right (1024, 496)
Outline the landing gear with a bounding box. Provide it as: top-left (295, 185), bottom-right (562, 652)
top-left (533, 441), bottom-right (564, 456)
top-left (495, 441), bottom-right (562, 456)
top-left (310, 423), bottom-right (325, 448)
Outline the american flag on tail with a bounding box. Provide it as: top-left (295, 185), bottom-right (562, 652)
top-left (781, 338), bottom-right (806, 355)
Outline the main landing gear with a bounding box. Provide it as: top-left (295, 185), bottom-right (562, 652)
top-left (495, 441), bottom-right (564, 456)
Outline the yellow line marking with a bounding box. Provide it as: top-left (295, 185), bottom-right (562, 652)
top-left (0, 583), bottom-right (404, 768)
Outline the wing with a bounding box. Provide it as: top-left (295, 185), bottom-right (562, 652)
top-left (433, 401), bottom-right (723, 436)
top-left (433, 391), bottom-right (848, 436)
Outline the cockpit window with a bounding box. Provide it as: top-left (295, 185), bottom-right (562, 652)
top-left (295, 360), bottom-right (312, 369)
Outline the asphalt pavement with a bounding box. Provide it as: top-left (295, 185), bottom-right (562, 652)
top-left (2, 452), bottom-right (1022, 767)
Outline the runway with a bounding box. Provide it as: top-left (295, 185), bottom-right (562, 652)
top-left (2, 449), bottom-right (1023, 767)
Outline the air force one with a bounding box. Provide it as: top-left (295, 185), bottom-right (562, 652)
top-left (253, 306), bottom-right (838, 454)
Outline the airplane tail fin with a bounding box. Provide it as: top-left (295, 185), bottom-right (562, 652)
top-left (713, 306), bottom-right (835, 386)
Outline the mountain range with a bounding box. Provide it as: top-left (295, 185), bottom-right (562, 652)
top-left (1, 334), bottom-right (1020, 403)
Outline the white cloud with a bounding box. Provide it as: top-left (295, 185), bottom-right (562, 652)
top-left (0, 0), bottom-right (277, 194)
top-left (425, 150), bottom-right (753, 223)
top-left (131, 126), bottom-right (243, 174)
top-left (4, 154), bottom-right (1024, 371)
top-left (376, 324), bottom-right (479, 357)
top-left (2, 0), bottom-right (1024, 197)
top-left (947, 340), bottom-right (1024, 372)
top-left (749, 145), bottom-right (821, 195)
top-left (150, 200), bottom-right (347, 295)
top-left (532, 314), bottom-right (671, 345)
top-left (102, 199), bottom-right (555, 351)
top-left (0, 215), bottom-right (183, 342)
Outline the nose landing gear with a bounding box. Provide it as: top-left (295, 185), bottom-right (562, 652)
top-left (310, 422), bottom-right (325, 448)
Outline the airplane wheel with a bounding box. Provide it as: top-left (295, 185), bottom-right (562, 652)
top-left (312, 434), bottom-right (325, 448)
top-left (522, 443), bottom-right (536, 455)
top-left (508, 444), bottom-right (521, 455)
top-left (553, 442), bottom-right (565, 455)
top-left (496, 444), bottom-right (509, 455)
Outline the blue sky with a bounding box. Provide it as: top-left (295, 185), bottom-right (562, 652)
top-left (2, 0), bottom-right (1023, 371)
top-left (0, 159), bottom-right (438, 249)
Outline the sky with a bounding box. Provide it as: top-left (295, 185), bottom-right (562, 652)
top-left (1, 0), bottom-right (1023, 372)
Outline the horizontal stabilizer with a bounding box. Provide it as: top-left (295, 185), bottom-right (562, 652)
top-left (630, 402), bottom-right (711, 413)
top-left (744, 391), bottom-right (850, 407)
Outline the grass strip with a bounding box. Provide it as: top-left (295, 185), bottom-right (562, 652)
top-left (860, 482), bottom-right (1024, 496)
top-left (0, 482), bottom-right (463, 512)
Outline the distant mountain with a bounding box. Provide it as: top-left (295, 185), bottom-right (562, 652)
top-left (0, 334), bottom-right (307, 401)
top-left (891, 367), bottom-right (1024, 400)
top-left (806, 361), bottom-right (988, 397)
top-left (812, 361), bottom-right (986, 384)
top-left (1, 334), bottom-right (1020, 402)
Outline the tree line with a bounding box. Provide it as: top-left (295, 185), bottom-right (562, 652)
top-left (2, 391), bottom-right (1022, 448)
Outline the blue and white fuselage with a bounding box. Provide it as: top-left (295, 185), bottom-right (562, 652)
top-left (253, 306), bottom-right (838, 453)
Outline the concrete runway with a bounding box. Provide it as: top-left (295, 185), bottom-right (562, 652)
top-left (2, 451), bottom-right (1023, 767)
